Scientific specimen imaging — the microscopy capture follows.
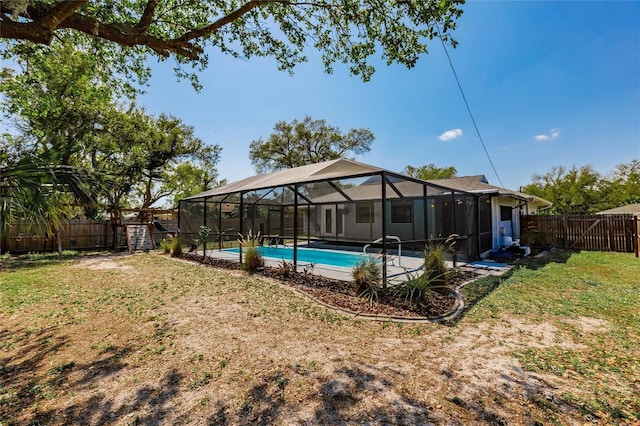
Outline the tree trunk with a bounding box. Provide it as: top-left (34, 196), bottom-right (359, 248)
top-left (57, 229), bottom-right (62, 259)
top-left (57, 228), bottom-right (63, 259)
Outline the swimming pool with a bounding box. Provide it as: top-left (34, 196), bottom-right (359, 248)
top-left (223, 246), bottom-right (374, 268)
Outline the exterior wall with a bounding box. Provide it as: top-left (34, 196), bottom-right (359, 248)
top-left (317, 199), bottom-right (424, 242)
top-left (316, 199), bottom-right (426, 243)
top-left (316, 201), bottom-right (382, 242)
top-left (314, 196), bottom-right (480, 259)
top-left (385, 199), bottom-right (424, 242)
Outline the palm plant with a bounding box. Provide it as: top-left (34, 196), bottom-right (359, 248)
top-left (352, 257), bottom-right (382, 303)
top-left (1, 151), bottom-right (105, 261)
top-left (393, 270), bottom-right (449, 305)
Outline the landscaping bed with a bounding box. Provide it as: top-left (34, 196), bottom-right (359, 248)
top-left (180, 252), bottom-right (476, 319)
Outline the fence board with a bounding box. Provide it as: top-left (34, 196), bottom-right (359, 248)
top-left (2, 219), bottom-right (177, 253)
top-left (521, 214), bottom-right (637, 253)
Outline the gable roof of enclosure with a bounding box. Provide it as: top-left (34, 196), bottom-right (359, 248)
top-left (183, 158), bottom-right (472, 201)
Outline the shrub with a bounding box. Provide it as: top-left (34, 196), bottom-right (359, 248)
top-left (159, 238), bottom-right (172, 254)
top-left (242, 246), bottom-right (264, 271)
top-left (302, 263), bottom-right (315, 275)
top-left (238, 229), bottom-right (264, 271)
top-left (393, 270), bottom-right (448, 305)
top-left (352, 257), bottom-right (382, 303)
top-left (519, 225), bottom-right (553, 248)
top-left (170, 237), bottom-right (182, 257)
top-left (519, 223), bottom-right (540, 246)
top-left (537, 230), bottom-right (553, 248)
top-left (198, 226), bottom-right (211, 248)
top-left (424, 244), bottom-right (449, 284)
top-left (238, 228), bottom-right (260, 248)
top-left (274, 259), bottom-right (294, 278)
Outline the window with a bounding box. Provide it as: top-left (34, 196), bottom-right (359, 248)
top-left (391, 200), bottom-right (412, 224)
top-left (356, 202), bottom-right (373, 223)
top-left (500, 205), bottom-right (512, 221)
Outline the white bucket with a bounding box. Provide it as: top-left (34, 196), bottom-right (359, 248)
top-left (502, 236), bottom-right (513, 247)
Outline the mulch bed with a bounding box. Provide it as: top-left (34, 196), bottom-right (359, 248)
top-left (180, 253), bottom-right (477, 319)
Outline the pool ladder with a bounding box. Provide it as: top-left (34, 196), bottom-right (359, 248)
top-left (363, 235), bottom-right (402, 267)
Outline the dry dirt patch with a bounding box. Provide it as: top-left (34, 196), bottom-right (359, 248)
top-left (564, 316), bottom-right (610, 334)
top-left (71, 254), bottom-right (135, 271)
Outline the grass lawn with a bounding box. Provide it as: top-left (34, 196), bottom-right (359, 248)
top-left (1, 249), bottom-right (638, 425)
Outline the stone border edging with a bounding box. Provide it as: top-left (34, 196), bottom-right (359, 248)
top-left (265, 276), bottom-right (479, 324)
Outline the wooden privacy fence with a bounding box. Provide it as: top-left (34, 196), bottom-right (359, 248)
top-left (521, 214), bottom-right (639, 255)
top-left (1, 219), bottom-right (178, 254)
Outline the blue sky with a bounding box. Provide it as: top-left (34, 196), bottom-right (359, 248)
top-left (139, 1), bottom-right (640, 191)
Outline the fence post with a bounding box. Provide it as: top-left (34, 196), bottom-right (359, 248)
top-left (633, 215), bottom-right (640, 257)
top-left (607, 215), bottom-right (613, 251)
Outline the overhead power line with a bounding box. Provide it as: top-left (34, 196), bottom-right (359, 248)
top-left (436, 24), bottom-right (505, 188)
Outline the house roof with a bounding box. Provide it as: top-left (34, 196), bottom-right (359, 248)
top-left (596, 203), bottom-right (640, 216)
top-left (427, 175), bottom-right (490, 191)
top-left (428, 175), bottom-right (553, 207)
top-left (308, 178), bottom-right (461, 204)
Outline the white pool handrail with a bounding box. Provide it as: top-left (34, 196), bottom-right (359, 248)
top-left (363, 235), bottom-right (402, 267)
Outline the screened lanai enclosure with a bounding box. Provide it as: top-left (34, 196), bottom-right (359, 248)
top-left (178, 159), bottom-right (493, 282)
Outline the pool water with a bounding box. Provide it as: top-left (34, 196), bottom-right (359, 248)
top-left (223, 246), bottom-right (374, 268)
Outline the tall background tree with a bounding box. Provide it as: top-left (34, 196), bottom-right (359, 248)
top-left (1, 42), bottom-right (223, 220)
top-left (601, 159), bottom-right (640, 207)
top-left (521, 160), bottom-right (640, 214)
top-left (122, 111), bottom-right (222, 211)
top-left (404, 164), bottom-right (458, 180)
top-left (249, 116), bottom-right (375, 173)
top-left (1, 42), bottom-right (117, 165)
top-left (1, 0), bottom-right (464, 88)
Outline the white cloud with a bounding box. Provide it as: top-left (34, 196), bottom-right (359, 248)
top-left (438, 128), bottom-right (463, 141)
top-left (534, 128), bottom-right (561, 142)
